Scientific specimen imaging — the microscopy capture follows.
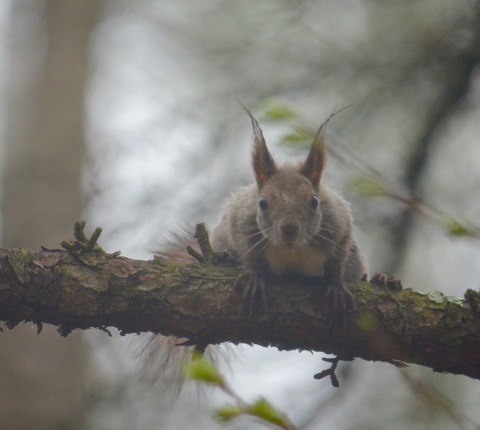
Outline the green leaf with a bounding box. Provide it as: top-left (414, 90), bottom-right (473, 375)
top-left (261, 100), bottom-right (298, 120)
top-left (351, 176), bottom-right (389, 196)
top-left (442, 218), bottom-right (476, 237)
top-left (248, 397), bottom-right (292, 428)
top-left (214, 405), bottom-right (242, 423)
top-left (282, 125), bottom-right (313, 144)
top-left (184, 354), bottom-right (224, 386)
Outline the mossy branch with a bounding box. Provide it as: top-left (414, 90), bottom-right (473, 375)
top-left (0, 222), bottom-right (479, 381)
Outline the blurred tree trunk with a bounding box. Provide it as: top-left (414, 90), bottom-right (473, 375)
top-left (0, 1), bottom-right (101, 429)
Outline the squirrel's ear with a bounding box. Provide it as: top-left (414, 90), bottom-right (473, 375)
top-left (300, 125), bottom-right (327, 189)
top-left (249, 115), bottom-right (277, 188)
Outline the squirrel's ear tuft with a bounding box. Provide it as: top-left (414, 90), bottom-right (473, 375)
top-left (247, 112), bottom-right (277, 188)
top-left (300, 124), bottom-right (327, 189)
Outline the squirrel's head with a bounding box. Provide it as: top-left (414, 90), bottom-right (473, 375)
top-left (248, 113), bottom-right (327, 249)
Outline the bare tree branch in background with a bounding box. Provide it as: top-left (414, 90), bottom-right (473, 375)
top-left (387, 4), bottom-right (480, 274)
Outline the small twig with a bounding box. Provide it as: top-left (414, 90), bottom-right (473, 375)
top-left (313, 356), bottom-right (345, 387)
top-left (35, 321), bottom-right (43, 335)
top-left (465, 289), bottom-right (480, 314)
top-left (87, 227), bottom-right (103, 250)
top-left (186, 245), bottom-right (205, 263)
top-left (194, 223), bottom-right (218, 263)
top-left (189, 223), bottom-right (238, 266)
top-left (74, 220), bottom-right (88, 242)
top-left (60, 221), bottom-right (120, 267)
top-left (400, 368), bottom-right (477, 430)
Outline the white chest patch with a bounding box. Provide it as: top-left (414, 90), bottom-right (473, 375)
top-left (264, 243), bottom-right (326, 277)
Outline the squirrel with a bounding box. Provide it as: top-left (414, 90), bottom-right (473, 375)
top-left (140, 111), bottom-right (367, 390)
top-left (211, 111), bottom-right (367, 316)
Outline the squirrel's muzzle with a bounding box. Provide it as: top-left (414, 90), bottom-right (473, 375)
top-left (278, 218), bottom-right (301, 247)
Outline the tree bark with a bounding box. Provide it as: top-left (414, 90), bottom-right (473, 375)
top-left (0, 238), bottom-right (479, 381)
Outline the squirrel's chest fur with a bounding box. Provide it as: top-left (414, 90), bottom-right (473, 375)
top-left (264, 243), bottom-right (326, 277)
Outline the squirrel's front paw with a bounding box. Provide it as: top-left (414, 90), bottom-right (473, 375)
top-left (324, 284), bottom-right (354, 313)
top-left (217, 249), bottom-right (240, 266)
top-left (323, 284), bottom-right (354, 334)
top-left (233, 271), bottom-right (269, 318)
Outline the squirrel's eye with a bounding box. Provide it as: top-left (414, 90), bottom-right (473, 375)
top-left (310, 195), bottom-right (319, 209)
top-left (259, 196), bottom-right (268, 210)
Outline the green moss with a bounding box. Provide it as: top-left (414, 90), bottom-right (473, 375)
top-left (7, 249), bottom-right (36, 284)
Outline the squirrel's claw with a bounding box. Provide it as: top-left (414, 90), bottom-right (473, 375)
top-left (324, 284), bottom-right (354, 335)
top-left (325, 284), bottom-right (354, 312)
top-left (218, 249), bottom-right (240, 266)
top-left (233, 271), bottom-right (268, 318)
top-left (370, 272), bottom-right (388, 285)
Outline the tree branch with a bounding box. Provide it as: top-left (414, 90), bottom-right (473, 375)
top-left (0, 232), bottom-right (479, 380)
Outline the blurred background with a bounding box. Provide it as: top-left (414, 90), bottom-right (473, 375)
top-left (1, 0), bottom-right (480, 429)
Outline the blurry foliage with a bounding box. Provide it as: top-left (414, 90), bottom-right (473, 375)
top-left (186, 353), bottom-right (296, 430)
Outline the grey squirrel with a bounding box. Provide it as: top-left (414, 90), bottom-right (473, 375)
top-left (212, 112), bottom-right (366, 315)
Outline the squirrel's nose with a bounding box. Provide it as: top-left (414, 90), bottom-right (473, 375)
top-left (280, 220), bottom-right (299, 240)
